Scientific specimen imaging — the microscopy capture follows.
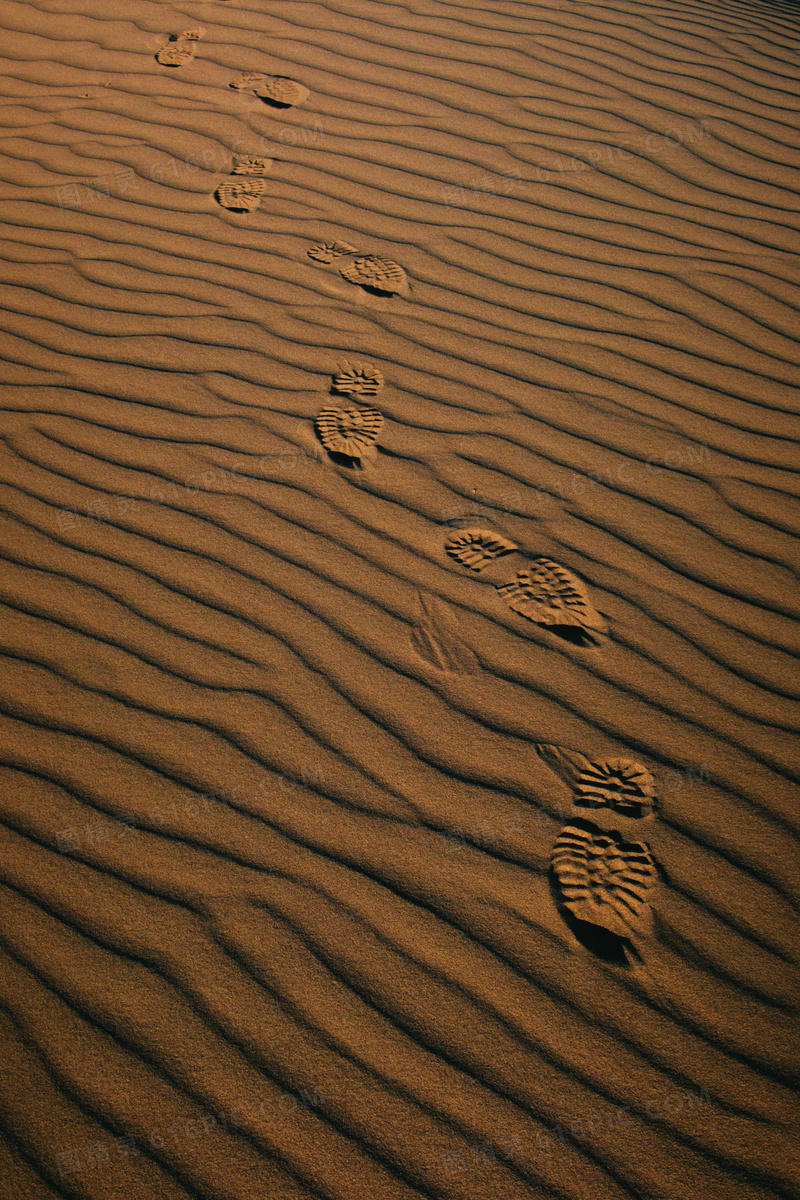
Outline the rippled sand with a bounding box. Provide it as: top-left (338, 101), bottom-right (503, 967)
top-left (0, 0), bottom-right (798, 1196)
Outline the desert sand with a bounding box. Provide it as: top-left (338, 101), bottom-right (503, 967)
top-left (0, 0), bottom-right (798, 1196)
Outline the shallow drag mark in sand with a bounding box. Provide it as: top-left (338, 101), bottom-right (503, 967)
top-left (0, 0), bottom-right (799, 1196)
top-left (409, 592), bottom-right (481, 674)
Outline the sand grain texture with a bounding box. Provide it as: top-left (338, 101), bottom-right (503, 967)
top-left (0, 0), bottom-right (798, 1197)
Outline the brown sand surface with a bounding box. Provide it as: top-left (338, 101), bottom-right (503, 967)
top-left (0, 0), bottom-right (799, 1196)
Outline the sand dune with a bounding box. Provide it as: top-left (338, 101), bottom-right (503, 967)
top-left (0, 0), bottom-right (798, 1196)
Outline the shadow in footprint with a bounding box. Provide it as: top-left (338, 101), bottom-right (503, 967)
top-left (361, 284), bottom-right (402, 297)
top-left (555, 900), bottom-right (639, 966)
top-left (551, 624), bottom-right (600, 647)
top-left (323, 448), bottom-right (367, 469)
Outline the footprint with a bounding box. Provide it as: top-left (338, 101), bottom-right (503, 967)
top-left (230, 72), bottom-right (309, 107)
top-left (444, 528), bottom-right (518, 572)
top-left (550, 818), bottom-right (657, 944)
top-left (315, 403), bottom-right (383, 460)
top-left (308, 241), bottom-right (359, 263)
top-left (256, 76), bottom-right (310, 108)
top-left (156, 42), bottom-right (195, 67)
top-left (410, 593), bottom-right (480, 674)
top-left (156, 28), bottom-right (205, 67)
top-left (496, 558), bottom-right (607, 644)
top-left (307, 243), bottom-right (408, 296)
top-left (339, 254), bottom-right (408, 295)
top-left (215, 178), bottom-right (266, 211)
top-left (536, 744), bottom-right (657, 818)
top-left (213, 155), bottom-right (272, 210)
top-left (331, 363), bottom-right (384, 397)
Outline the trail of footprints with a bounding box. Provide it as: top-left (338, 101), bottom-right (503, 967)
top-left (154, 28), bottom-right (413, 281)
top-left (116, 21), bottom-right (661, 965)
top-left (156, 28), bottom-right (309, 110)
top-left (436, 533), bottom-right (653, 952)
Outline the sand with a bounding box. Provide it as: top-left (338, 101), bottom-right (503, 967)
top-left (0, 0), bottom-right (798, 1196)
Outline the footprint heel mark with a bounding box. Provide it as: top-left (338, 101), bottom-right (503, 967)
top-left (339, 255), bottom-right (407, 295)
top-left (230, 72), bottom-right (268, 91)
top-left (444, 528), bottom-right (518, 571)
top-left (572, 757), bottom-right (657, 817)
top-left (536, 745), bottom-right (657, 817)
top-left (215, 178), bottom-right (266, 211)
top-left (550, 818), bottom-right (657, 957)
top-left (315, 403), bottom-right (383, 460)
top-left (332, 363), bottom-right (384, 396)
top-left (231, 155), bottom-right (273, 176)
top-left (496, 557), bottom-right (607, 644)
top-left (410, 594), bottom-right (480, 674)
top-left (308, 241), bottom-right (359, 263)
top-left (156, 28), bottom-right (205, 67)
